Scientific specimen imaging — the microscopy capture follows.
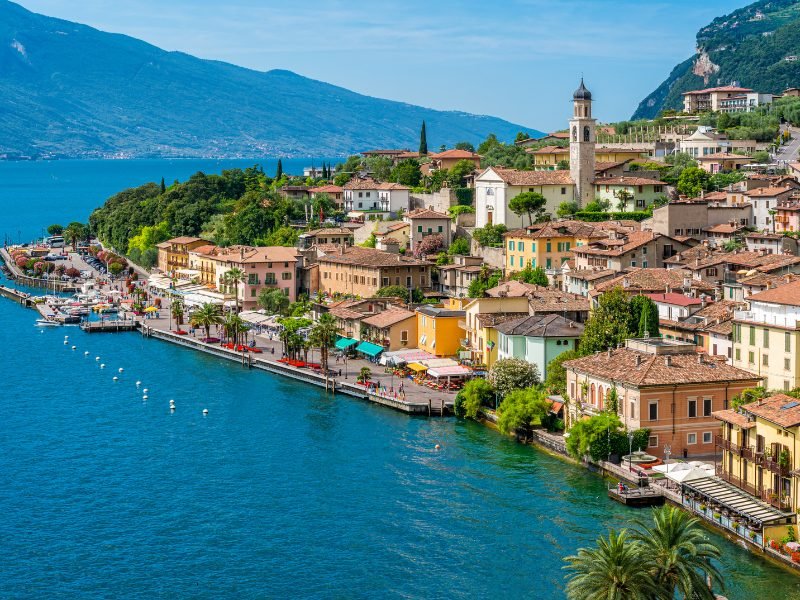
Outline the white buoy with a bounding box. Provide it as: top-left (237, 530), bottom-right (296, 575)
top-left (143, 395), bottom-right (148, 400)
top-left (118, 368), bottom-right (124, 373)
top-left (435, 444), bottom-right (441, 450)
top-left (71, 346), bottom-right (76, 350)
top-left (64, 335), bottom-right (69, 340)
top-left (63, 340), bottom-right (68, 345)
top-left (84, 351), bottom-right (89, 356)
top-left (95, 356), bottom-right (100, 361)
top-left (143, 388), bottom-right (149, 394)
top-left (113, 376), bottom-right (118, 381)
top-left (100, 364), bottom-right (105, 369)
top-left (135, 381), bottom-right (141, 387)
top-left (202, 409), bottom-right (208, 415)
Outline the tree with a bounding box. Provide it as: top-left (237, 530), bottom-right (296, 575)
top-left (631, 506), bottom-right (723, 600)
top-left (258, 288), bottom-right (291, 315)
top-left (514, 131), bottom-right (530, 143)
top-left (223, 267), bottom-right (246, 313)
top-left (419, 121), bottom-right (428, 155)
top-left (472, 224), bottom-right (507, 247)
top-left (628, 294), bottom-right (659, 338)
top-left (309, 313), bottom-right (341, 373)
top-left (108, 262), bottom-right (124, 276)
top-left (171, 297), bottom-right (185, 327)
top-left (455, 378), bottom-right (494, 419)
top-left (414, 233), bottom-right (444, 258)
top-left (448, 236), bottom-right (470, 256)
top-left (447, 159), bottom-right (476, 188)
top-left (454, 141), bottom-right (475, 152)
top-left (677, 167), bottom-right (710, 198)
top-left (497, 387), bottom-right (551, 435)
top-left (556, 159), bottom-right (570, 170)
top-left (488, 358), bottom-right (540, 398)
top-left (358, 366), bottom-right (372, 383)
top-left (223, 311), bottom-right (249, 345)
top-left (376, 285), bottom-right (411, 301)
top-left (160, 177), bottom-right (166, 194)
top-left (390, 159), bottom-right (422, 187)
top-left (278, 317), bottom-right (312, 358)
top-left (579, 287), bottom-right (634, 354)
top-left (275, 159), bottom-right (283, 180)
top-left (584, 199), bottom-right (610, 213)
top-left (556, 201), bottom-right (579, 218)
top-left (508, 192), bottom-right (546, 226)
top-left (261, 226), bottom-right (299, 247)
top-left (47, 224), bottom-right (63, 236)
top-left (63, 222), bottom-right (86, 250)
top-left (614, 189), bottom-right (634, 212)
top-left (511, 263), bottom-right (549, 287)
top-left (544, 348), bottom-right (583, 394)
top-left (128, 221), bottom-right (171, 254)
top-left (190, 303), bottom-right (222, 340)
top-left (566, 412), bottom-right (624, 461)
top-left (563, 530), bottom-right (659, 600)
top-left (751, 150), bottom-right (770, 164)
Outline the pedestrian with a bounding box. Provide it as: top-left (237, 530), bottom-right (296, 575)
top-left (338, 369), bottom-right (342, 377)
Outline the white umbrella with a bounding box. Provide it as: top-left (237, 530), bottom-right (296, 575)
top-left (665, 466), bottom-right (713, 483)
top-left (652, 462), bottom-right (691, 474)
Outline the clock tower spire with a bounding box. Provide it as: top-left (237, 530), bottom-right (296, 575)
top-left (569, 78), bottom-right (596, 207)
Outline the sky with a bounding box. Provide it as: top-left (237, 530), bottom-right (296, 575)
top-left (16, 0), bottom-right (754, 133)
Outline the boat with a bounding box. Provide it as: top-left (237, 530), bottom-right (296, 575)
top-left (35, 319), bottom-right (59, 327)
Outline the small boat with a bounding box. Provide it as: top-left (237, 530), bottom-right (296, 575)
top-left (35, 319), bottom-right (59, 327)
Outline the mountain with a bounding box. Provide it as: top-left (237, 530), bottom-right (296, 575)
top-left (632, 0), bottom-right (800, 120)
top-left (0, 1), bottom-right (541, 159)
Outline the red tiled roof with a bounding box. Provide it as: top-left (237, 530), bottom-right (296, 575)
top-left (646, 293), bottom-right (704, 307)
top-left (746, 279), bottom-right (800, 307)
top-left (406, 208), bottom-right (450, 220)
top-left (682, 86), bottom-right (753, 95)
top-left (745, 186), bottom-right (794, 198)
top-left (742, 394), bottom-right (800, 428)
top-left (594, 176), bottom-right (667, 186)
top-left (485, 167), bottom-right (574, 186)
top-left (428, 149), bottom-right (481, 160)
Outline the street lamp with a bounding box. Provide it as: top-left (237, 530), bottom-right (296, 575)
top-left (628, 431), bottom-right (634, 472)
top-left (664, 444), bottom-right (672, 471)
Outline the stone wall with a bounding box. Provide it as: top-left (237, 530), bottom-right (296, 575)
top-left (410, 189), bottom-right (456, 213)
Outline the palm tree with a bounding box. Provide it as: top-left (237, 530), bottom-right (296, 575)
top-left (563, 530), bottom-right (658, 600)
top-left (631, 505), bottom-right (723, 600)
top-left (171, 297), bottom-right (185, 327)
top-left (63, 222), bottom-right (86, 251)
top-left (190, 302), bottom-right (222, 340)
top-left (223, 311), bottom-right (250, 346)
top-left (309, 313), bottom-right (340, 372)
top-left (223, 267), bottom-right (246, 313)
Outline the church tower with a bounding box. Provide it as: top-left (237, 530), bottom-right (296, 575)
top-left (569, 79), bottom-right (596, 207)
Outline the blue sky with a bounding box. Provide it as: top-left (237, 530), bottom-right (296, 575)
top-left (18, 0), bottom-right (753, 133)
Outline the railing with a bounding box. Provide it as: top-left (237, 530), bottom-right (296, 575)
top-left (715, 435), bottom-right (731, 451)
top-left (716, 465), bottom-right (762, 497)
top-left (734, 310), bottom-right (800, 328)
top-left (765, 456), bottom-right (791, 476)
top-left (762, 488), bottom-right (792, 511)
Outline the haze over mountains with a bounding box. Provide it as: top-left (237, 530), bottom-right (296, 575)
top-left (633, 0), bottom-right (800, 119)
top-left (0, 1), bottom-right (540, 160)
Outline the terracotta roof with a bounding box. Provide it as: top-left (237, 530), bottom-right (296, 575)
top-left (696, 153), bottom-right (754, 162)
top-left (564, 268), bottom-right (616, 282)
top-left (195, 245), bottom-right (300, 264)
top-left (746, 279), bottom-right (800, 306)
top-left (565, 348), bottom-right (761, 387)
top-left (665, 247), bottom-right (800, 272)
top-left (486, 167), bottom-right (574, 186)
top-left (361, 307), bottom-right (416, 328)
top-left (592, 269), bottom-right (715, 296)
top-left (704, 223), bottom-right (746, 234)
top-left (573, 231), bottom-right (662, 257)
top-left (308, 185), bottom-right (343, 194)
top-left (406, 208), bottom-right (451, 220)
top-left (646, 293), bottom-right (704, 307)
top-left (428, 149), bottom-right (481, 160)
top-left (494, 314), bottom-right (584, 338)
top-left (745, 186), bottom-right (794, 198)
top-left (739, 272), bottom-right (800, 288)
top-left (528, 289), bottom-right (590, 313)
top-left (485, 281), bottom-right (541, 298)
top-left (703, 191), bottom-right (728, 201)
top-left (531, 145), bottom-right (569, 155)
top-left (595, 161), bottom-right (629, 173)
top-left (474, 312), bottom-right (529, 328)
top-left (505, 220), bottom-right (607, 241)
top-left (683, 86), bottom-right (753, 95)
top-left (189, 244), bottom-right (217, 255)
top-left (706, 320), bottom-right (734, 336)
top-left (318, 246), bottom-right (429, 268)
top-left (713, 409), bottom-right (756, 429)
top-left (329, 306), bottom-right (368, 320)
top-left (594, 176), bottom-right (667, 186)
top-left (343, 178), bottom-right (411, 191)
top-left (164, 236), bottom-right (207, 245)
top-left (742, 394), bottom-right (800, 428)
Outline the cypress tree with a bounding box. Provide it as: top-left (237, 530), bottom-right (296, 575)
top-left (323, 162), bottom-right (329, 179)
top-left (160, 177), bottom-right (166, 194)
top-left (419, 121), bottom-right (428, 155)
top-left (276, 158), bottom-right (283, 180)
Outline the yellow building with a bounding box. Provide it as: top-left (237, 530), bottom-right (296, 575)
top-left (361, 307), bottom-right (418, 351)
top-left (416, 304), bottom-right (465, 357)
top-left (461, 296), bottom-right (530, 367)
top-left (156, 236), bottom-right (211, 277)
top-left (530, 146), bottom-right (648, 169)
top-left (503, 220), bottom-right (607, 274)
top-left (714, 394), bottom-right (800, 539)
top-left (732, 281), bottom-right (800, 392)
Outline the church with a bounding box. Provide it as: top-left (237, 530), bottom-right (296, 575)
top-left (474, 80), bottom-right (597, 229)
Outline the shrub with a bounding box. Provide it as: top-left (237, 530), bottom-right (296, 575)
top-left (488, 358), bottom-right (540, 398)
top-left (457, 378), bottom-right (495, 420)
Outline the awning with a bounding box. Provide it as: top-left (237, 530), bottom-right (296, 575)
top-left (335, 337), bottom-right (359, 350)
top-left (407, 362), bottom-right (428, 372)
top-left (356, 341), bottom-right (384, 357)
top-left (683, 478), bottom-right (791, 525)
top-left (427, 366), bottom-right (471, 378)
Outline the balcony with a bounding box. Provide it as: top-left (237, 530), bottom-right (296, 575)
top-left (762, 488), bottom-right (792, 511)
top-left (764, 456), bottom-right (791, 476)
top-left (716, 465), bottom-right (762, 497)
top-left (734, 310), bottom-right (799, 329)
top-left (715, 435), bottom-right (731, 451)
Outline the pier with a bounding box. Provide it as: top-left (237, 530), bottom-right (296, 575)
top-left (608, 485), bottom-right (665, 507)
top-left (80, 320), bottom-right (140, 333)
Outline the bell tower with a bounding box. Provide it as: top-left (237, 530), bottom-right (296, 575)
top-left (569, 78), bottom-right (596, 207)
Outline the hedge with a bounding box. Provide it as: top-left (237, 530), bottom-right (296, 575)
top-left (455, 187), bottom-right (474, 206)
top-left (574, 211), bottom-right (650, 222)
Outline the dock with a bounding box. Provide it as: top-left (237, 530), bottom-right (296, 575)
top-left (608, 485), bottom-right (665, 507)
top-left (80, 320), bottom-right (140, 333)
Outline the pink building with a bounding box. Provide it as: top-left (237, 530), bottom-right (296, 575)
top-left (775, 196), bottom-right (800, 233)
top-left (203, 246), bottom-right (302, 310)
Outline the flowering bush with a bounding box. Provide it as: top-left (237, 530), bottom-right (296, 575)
top-left (488, 358), bottom-right (541, 398)
top-left (792, 552), bottom-right (800, 563)
top-left (33, 261), bottom-right (45, 273)
top-left (65, 267), bottom-right (81, 278)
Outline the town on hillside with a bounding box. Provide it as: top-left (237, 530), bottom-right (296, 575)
top-left (9, 79), bottom-right (800, 570)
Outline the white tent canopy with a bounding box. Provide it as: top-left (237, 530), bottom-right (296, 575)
top-left (665, 466), bottom-right (713, 483)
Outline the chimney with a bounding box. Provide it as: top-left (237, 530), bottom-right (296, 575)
top-left (607, 348), bottom-right (612, 358)
top-left (683, 277), bottom-right (692, 289)
top-left (240, 247), bottom-right (244, 260)
top-left (701, 297), bottom-right (707, 308)
top-left (697, 354), bottom-right (704, 365)
top-left (635, 354), bottom-right (642, 367)
top-left (339, 244), bottom-right (345, 256)
top-left (665, 355), bottom-right (672, 367)
top-left (623, 277), bottom-right (630, 288)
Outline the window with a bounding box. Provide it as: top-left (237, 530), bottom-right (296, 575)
top-left (705, 268), bottom-right (717, 277)
top-left (703, 397), bottom-right (712, 417)
top-left (250, 288), bottom-right (257, 297)
top-left (763, 329), bottom-right (769, 348)
top-left (546, 242), bottom-right (551, 252)
top-left (749, 326), bottom-right (755, 345)
top-left (702, 432), bottom-right (712, 444)
top-left (546, 258), bottom-right (551, 269)
top-left (437, 226), bottom-right (443, 233)
top-left (648, 401), bottom-right (658, 421)
top-left (509, 256), bottom-right (515, 268)
top-left (687, 433), bottom-right (697, 445)
top-left (631, 261), bottom-right (637, 267)
top-left (642, 261), bottom-right (648, 268)
top-left (786, 358), bottom-right (791, 371)
top-left (400, 330), bottom-right (408, 343)
top-left (248, 274), bottom-right (259, 285)
top-left (786, 332), bottom-right (791, 352)
top-left (518, 242), bottom-right (524, 252)
top-left (648, 435), bottom-right (658, 448)
top-left (508, 241), bottom-right (515, 251)
top-left (688, 398), bottom-right (697, 418)
top-left (785, 380), bottom-right (792, 392)
top-left (763, 354), bottom-right (769, 367)
top-left (561, 187), bottom-right (567, 195)
top-left (748, 351), bottom-right (755, 364)
top-left (264, 273), bottom-right (276, 285)
top-left (418, 226), bottom-right (423, 233)
top-left (282, 272), bottom-right (292, 280)
top-left (636, 199), bottom-right (646, 208)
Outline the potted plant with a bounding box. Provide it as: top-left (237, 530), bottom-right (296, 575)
top-left (749, 531), bottom-right (758, 541)
top-left (699, 502), bottom-right (708, 511)
top-left (713, 511), bottom-right (721, 520)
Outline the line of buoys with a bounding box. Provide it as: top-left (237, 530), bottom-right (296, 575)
top-left (170, 399), bottom-right (176, 412)
top-left (135, 381), bottom-right (141, 387)
top-left (435, 444), bottom-right (441, 450)
top-left (63, 340), bottom-right (68, 345)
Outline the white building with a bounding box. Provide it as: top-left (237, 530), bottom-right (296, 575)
top-left (343, 178), bottom-right (410, 219)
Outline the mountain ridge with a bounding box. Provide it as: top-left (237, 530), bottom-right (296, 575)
top-left (0, 1), bottom-right (542, 159)
top-left (632, 0), bottom-right (800, 120)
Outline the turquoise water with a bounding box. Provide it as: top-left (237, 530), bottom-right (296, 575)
top-left (1, 161), bottom-right (800, 598)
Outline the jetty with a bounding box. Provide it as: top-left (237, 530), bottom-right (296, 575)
top-left (608, 485), bottom-right (665, 507)
top-left (80, 320), bottom-right (139, 333)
